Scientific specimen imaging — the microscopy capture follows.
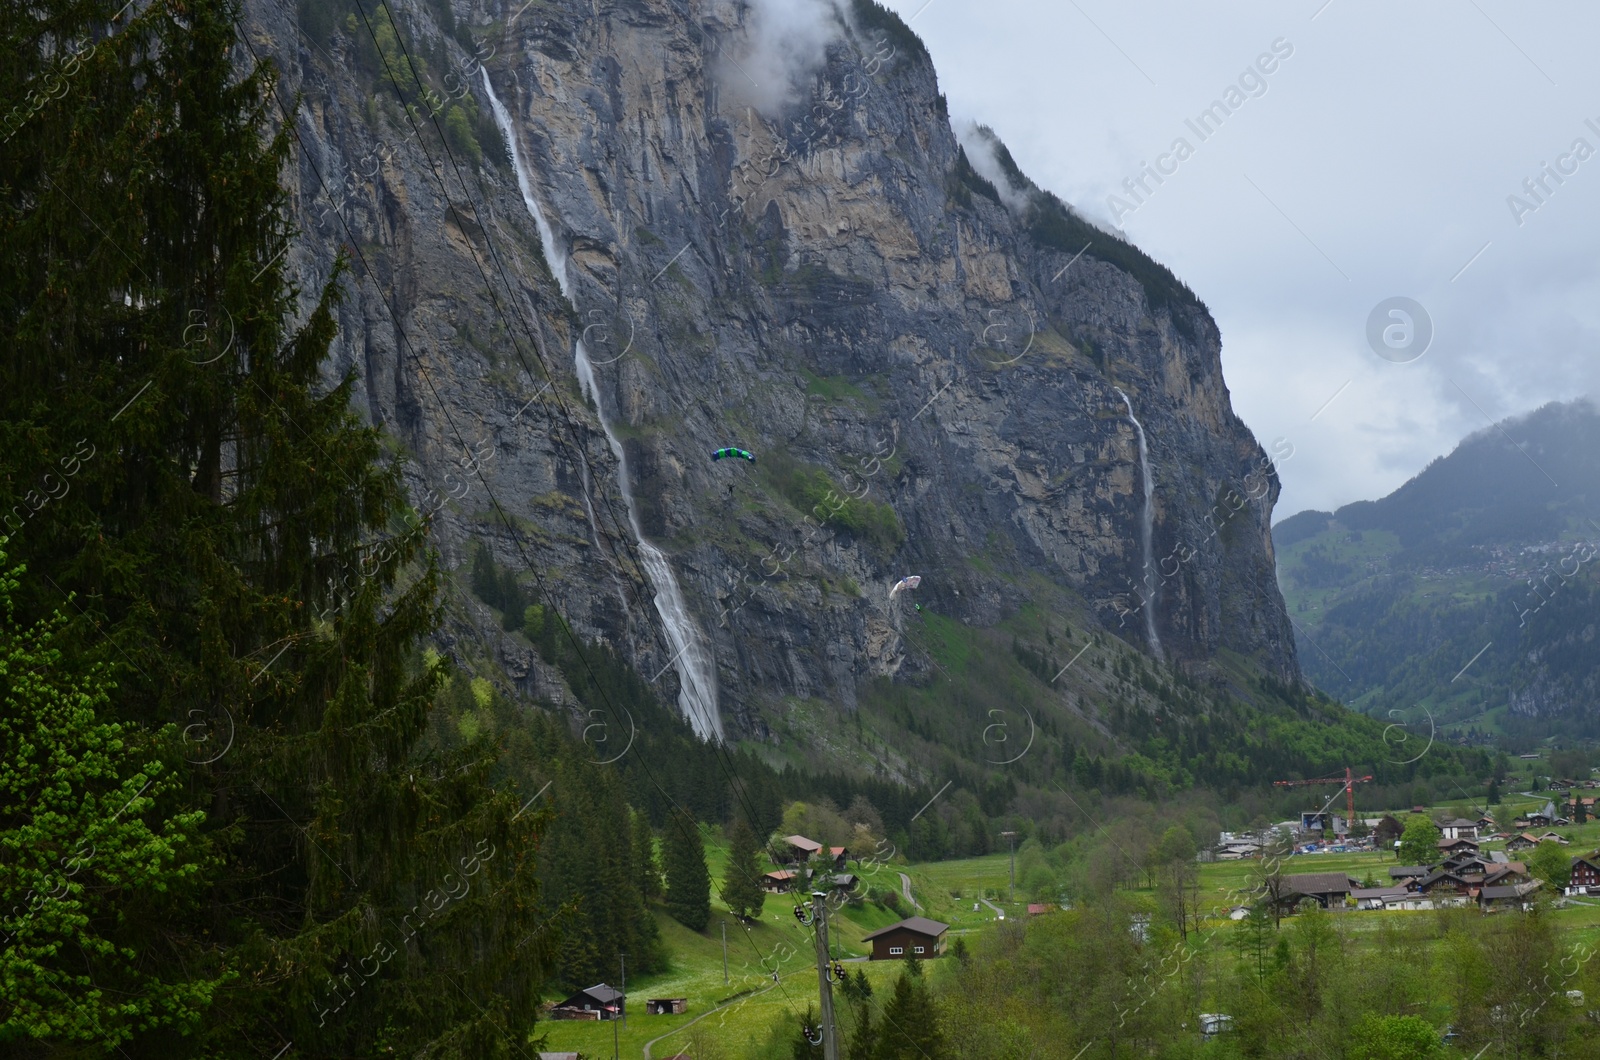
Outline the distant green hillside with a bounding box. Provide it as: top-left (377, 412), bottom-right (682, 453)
top-left (1275, 399), bottom-right (1600, 745)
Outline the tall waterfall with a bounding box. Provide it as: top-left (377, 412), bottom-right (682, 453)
top-left (1114, 387), bottom-right (1163, 660)
top-left (483, 72), bottom-right (723, 740)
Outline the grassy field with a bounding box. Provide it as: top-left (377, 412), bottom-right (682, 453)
top-left (536, 799), bottom-right (1600, 1056)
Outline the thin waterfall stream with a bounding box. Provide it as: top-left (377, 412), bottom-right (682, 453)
top-left (483, 71), bottom-right (723, 740)
top-left (1114, 387), bottom-right (1163, 660)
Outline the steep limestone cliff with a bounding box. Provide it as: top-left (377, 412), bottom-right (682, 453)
top-left (249, 0), bottom-right (1300, 746)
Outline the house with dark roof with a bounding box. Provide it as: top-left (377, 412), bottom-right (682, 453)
top-left (779, 835), bottom-right (823, 863)
top-left (1389, 865), bottom-right (1430, 884)
top-left (1436, 837), bottom-right (1480, 856)
top-left (861, 916), bottom-right (949, 960)
top-left (552, 984), bottom-right (624, 1021)
top-left (1439, 817), bottom-right (1480, 840)
top-left (1569, 854), bottom-right (1600, 895)
top-left (1415, 870), bottom-right (1473, 905)
top-left (1479, 880), bottom-right (1541, 911)
top-left (1283, 872), bottom-right (1362, 908)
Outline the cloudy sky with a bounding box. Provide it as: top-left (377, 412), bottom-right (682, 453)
top-left (875, 0), bottom-right (1600, 517)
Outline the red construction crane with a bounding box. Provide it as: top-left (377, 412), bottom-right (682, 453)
top-left (1273, 767), bottom-right (1374, 829)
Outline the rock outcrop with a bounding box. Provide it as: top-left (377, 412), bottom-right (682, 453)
top-left (249, 0), bottom-right (1300, 742)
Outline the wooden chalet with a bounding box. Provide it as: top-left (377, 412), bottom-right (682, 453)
top-left (1508, 832), bottom-right (1541, 852)
top-left (1389, 865), bottom-right (1430, 883)
top-left (1479, 880), bottom-right (1541, 911)
top-left (778, 835), bottom-right (823, 864)
top-left (1436, 836), bottom-right (1480, 856)
top-left (861, 916), bottom-right (949, 960)
top-left (552, 983), bottom-right (624, 1021)
top-left (1439, 817), bottom-right (1479, 840)
top-left (1282, 872), bottom-right (1361, 909)
top-left (1415, 869), bottom-right (1473, 904)
top-left (831, 873), bottom-right (859, 895)
top-left (761, 869), bottom-right (798, 894)
top-left (1569, 854), bottom-right (1600, 895)
top-left (828, 846), bottom-right (849, 870)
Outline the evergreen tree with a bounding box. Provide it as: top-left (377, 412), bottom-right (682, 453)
top-left (634, 809), bottom-right (662, 902)
top-left (720, 816), bottom-right (767, 922)
top-left (847, 998), bottom-right (878, 1060)
top-left (873, 966), bottom-right (943, 1059)
top-left (0, 1), bottom-right (552, 1052)
top-left (663, 813), bottom-right (712, 931)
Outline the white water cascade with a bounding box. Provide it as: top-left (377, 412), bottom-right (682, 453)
top-left (1114, 387), bottom-right (1163, 660)
top-left (483, 72), bottom-right (723, 740)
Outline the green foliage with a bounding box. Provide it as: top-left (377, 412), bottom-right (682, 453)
top-left (634, 810), bottom-right (662, 902)
top-left (0, 554), bottom-right (220, 1045)
top-left (471, 543), bottom-right (529, 631)
top-left (947, 146), bottom-right (999, 209)
top-left (663, 814), bottom-right (712, 932)
top-left (0, 2), bottom-right (550, 1050)
top-left (1397, 815), bottom-right (1439, 867)
top-left (848, 0), bottom-right (930, 66)
top-left (720, 817), bottom-right (767, 922)
top-left (1025, 190), bottom-right (1204, 332)
top-left (1346, 1013), bottom-right (1443, 1060)
top-left (1528, 840), bottom-right (1571, 890)
top-left (762, 452), bottom-right (904, 555)
top-left (872, 966), bottom-right (942, 1059)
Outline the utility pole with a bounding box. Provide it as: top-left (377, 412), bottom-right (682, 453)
top-left (810, 891), bottom-right (840, 1060)
top-left (721, 921), bottom-right (729, 984)
top-left (1001, 830), bottom-right (1018, 905)
top-left (620, 952), bottom-right (627, 1029)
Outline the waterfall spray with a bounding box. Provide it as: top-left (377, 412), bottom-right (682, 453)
top-left (1114, 387), bottom-right (1163, 660)
top-left (483, 71), bottom-right (723, 740)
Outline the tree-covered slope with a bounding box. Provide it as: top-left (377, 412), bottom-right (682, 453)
top-left (1275, 399), bottom-right (1600, 743)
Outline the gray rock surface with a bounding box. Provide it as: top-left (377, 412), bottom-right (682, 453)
top-left (247, 0), bottom-right (1300, 742)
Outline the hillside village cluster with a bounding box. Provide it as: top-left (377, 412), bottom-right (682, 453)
top-left (1212, 798), bottom-right (1600, 914)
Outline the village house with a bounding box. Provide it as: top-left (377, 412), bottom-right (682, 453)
top-left (1438, 817), bottom-right (1480, 840)
top-left (828, 846), bottom-right (850, 870)
top-left (1508, 832), bottom-right (1542, 853)
top-left (761, 869), bottom-right (798, 894)
top-left (552, 984), bottom-right (624, 1021)
top-left (1283, 872), bottom-right (1362, 909)
top-left (778, 835), bottom-right (823, 864)
top-left (1479, 881), bottom-right (1541, 912)
top-left (1483, 862), bottom-right (1530, 888)
top-left (1389, 866), bottom-right (1430, 885)
top-left (1415, 870), bottom-right (1473, 906)
top-left (831, 873), bottom-right (859, 896)
top-left (1568, 854), bottom-right (1600, 895)
top-left (862, 916), bottom-right (949, 960)
top-left (1436, 837), bottom-right (1480, 858)
top-left (1350, 886), bottom-right (1412, 909)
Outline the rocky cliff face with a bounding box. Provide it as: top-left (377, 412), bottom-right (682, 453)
top-left (248, 0), bottom-right (1300, 744)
